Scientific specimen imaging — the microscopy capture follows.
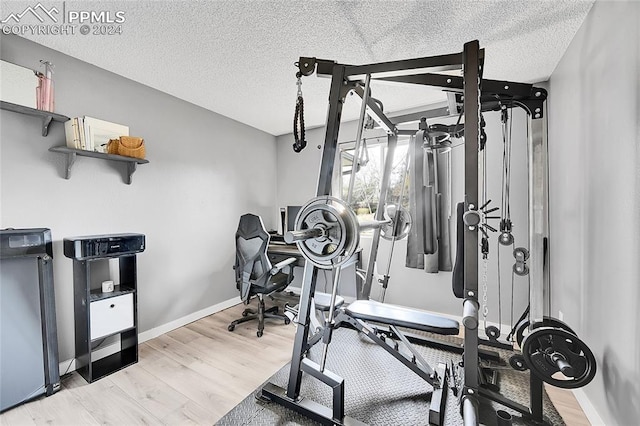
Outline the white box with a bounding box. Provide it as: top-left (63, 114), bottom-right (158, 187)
top-left (90, 293), bottom-right (134, 340)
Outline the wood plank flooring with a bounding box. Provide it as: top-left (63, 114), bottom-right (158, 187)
top-left (1, 301), bottom-right (591, 425)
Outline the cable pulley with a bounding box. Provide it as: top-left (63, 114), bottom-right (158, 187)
top-left (513, 247), bottom-right (529, 276)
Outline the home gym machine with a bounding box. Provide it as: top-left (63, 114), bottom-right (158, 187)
top-left (262, 40), bottom-right (596, 425)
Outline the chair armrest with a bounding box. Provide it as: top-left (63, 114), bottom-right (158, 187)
top-left (270, 257), bottom-right (296, 275)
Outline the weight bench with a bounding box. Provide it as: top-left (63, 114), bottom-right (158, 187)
top-left (344, 299), bottom-right (506, 361)
top-left (345, 300), bottom-right (460, 335)
top-left (308, 300), bottom-right (459, 425)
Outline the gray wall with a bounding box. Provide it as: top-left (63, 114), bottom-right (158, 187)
top-left (0, 35), bottom-right (278, 362)
top-left (547, 1), bottom-right (639, 424)
top-left (277, 107), bottom-right (532, 325)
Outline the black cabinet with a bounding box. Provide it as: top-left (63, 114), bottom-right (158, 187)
top-left (64, 234), bottom-right (144, 383)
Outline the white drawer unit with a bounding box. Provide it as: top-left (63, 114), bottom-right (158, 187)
top-left (90, 293), bottom-right (134, 340)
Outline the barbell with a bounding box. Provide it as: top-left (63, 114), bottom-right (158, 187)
top-left (285, 196), bottom-right (393, 269)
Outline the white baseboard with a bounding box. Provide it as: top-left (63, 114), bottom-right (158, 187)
top-left (138, 296), bottom-right (241, 343)
top-left (572, 388), bottom-right (605, 425)
top-left (58, 296), bottom-right (241, 375)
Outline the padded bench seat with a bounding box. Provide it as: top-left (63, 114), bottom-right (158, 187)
top-left (314, 292), bottom-right (345, 312)
top-left (345, 300), bottom-right (460, 335)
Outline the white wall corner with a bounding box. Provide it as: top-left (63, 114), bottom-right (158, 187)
top-left (572, 388), bottom-right (606, 426)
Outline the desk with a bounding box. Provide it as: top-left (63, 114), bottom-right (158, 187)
top-left (268, 243), bottom-right (361, 299)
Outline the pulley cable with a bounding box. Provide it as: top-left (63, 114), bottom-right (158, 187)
top-left (479, 115), bottom-right (501, 340)
top-left (499, 104), bottom-right (514, 245)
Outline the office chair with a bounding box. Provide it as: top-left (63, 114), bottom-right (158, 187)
top-left (228, 213), bottom-right (296, 337)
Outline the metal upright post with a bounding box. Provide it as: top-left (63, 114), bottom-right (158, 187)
top-left (286, 62), bottom-right (347, 400)
top-left (286, 262), bottom-right (319, 398)
top-left (527, 106), bottom-right (550, 324)
top-left (462, 39), bottom-right (482, 424)
top-left (317, 64), bottom-right (347, 197)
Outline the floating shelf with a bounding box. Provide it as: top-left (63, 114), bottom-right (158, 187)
top-left (0, 101), bottom-right (69, 136)
top-left (49, 146), bottom-right (149, 185)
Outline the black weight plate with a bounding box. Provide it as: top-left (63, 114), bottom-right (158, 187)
top-left (485, 325), bottom-right (500, 341)
top-left (509, 354), bottom-right (528, 371)
top-left (521, 326), bottom-right (597, 389)
top-left (515, 316), bottom-right (577, 348)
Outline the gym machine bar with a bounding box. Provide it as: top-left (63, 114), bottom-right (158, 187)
top-left (343, 53), bottom-right (463, 78)
top-left (316, 63), bottom-right (348, 197)
top-left (527, 104), bottom-right (550, 325)
top-left (352, 85), bottom-right (397, 134)
top-left (285, 219), bottom-right (391, 244)
top-left (347, 74), bottom-right (372, 204)
top-left (376, 74), bottom-right (534, 99)
top-left (361, 134), bottom-right (397, 300)
top-left (462, 39), bottom-right (482, 423)
top-left (462, 299), bottom-right (479, 330)
top-left (462, 397), bottom-right (478, 426)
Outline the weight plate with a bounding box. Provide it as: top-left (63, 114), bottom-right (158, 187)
top-left (509, 354), bottom-right (528, 371)
top-left (381, 204), bottom-right (412, 241)
top-left (514, 316), bottom-right (577, 348)
top-left (485, 325), bottom-right (501, 341)
top-left (294, 196), bottom-right (359, 269)
top-left (521, 326), bottom-right (597, 389)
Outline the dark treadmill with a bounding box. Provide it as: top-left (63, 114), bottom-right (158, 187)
top-left (346, 300), bottom-right (460, 335)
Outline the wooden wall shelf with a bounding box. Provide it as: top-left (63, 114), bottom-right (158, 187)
top-left (0, 101), bottom-right (69, 136)
top-left (49, 146), bottom-right (149, 185)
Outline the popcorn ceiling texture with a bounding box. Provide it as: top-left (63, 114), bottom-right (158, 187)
top-left (16, 0), bottom-right (594, 135)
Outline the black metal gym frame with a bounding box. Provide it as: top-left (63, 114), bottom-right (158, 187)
top-left (261, 39), bottom-right (552, 425)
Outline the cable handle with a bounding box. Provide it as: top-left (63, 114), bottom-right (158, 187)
top-left (293, 74), bottom-right (307, 153)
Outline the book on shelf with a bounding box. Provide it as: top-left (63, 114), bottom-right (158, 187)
top-left (64, 117), bottom-right (81, 149)
top-left (78, 117), bottom-right (86, 150)
top-left (63, 116), bottom-right (129, 153)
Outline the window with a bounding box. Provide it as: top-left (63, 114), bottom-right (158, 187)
top-left (339, 137), bottom-right (410, 224)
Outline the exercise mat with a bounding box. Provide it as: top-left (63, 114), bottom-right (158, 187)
top-left (217, 327), bottom-right (564, 425)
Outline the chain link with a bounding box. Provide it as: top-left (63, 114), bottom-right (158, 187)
top-left (296, 76), bottom-right (303, 98)
top-left (482, 257), bottom-right (489, 319)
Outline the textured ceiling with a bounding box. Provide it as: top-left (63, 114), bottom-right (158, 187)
top-left (11, 0), bottom-right (594, 135)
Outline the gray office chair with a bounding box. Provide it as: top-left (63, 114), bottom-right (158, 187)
top-left (229, 213), bottom-right (296, 337)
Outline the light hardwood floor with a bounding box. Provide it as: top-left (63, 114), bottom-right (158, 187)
top-left (1, 302), bottom-right (590, 425)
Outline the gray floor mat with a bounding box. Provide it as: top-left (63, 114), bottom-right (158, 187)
top-left (217, 327), bottom-right (564, 425)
